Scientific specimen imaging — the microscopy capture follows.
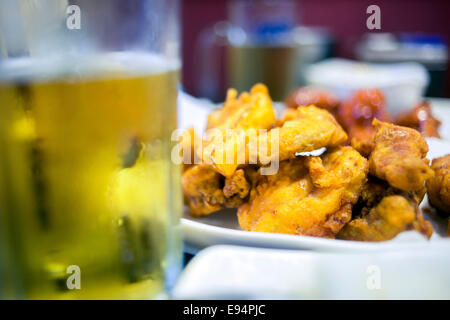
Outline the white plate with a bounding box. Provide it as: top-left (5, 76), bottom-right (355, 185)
top-left (178, 95), bottom-right (450, 254)
top-left (181, 139), bottom-right (450, 254)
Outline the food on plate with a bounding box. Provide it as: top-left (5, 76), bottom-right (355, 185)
top-left (223, 168), bottom-right (252, 199)
top-left (337, 89), bottom-right (391, 157)
top-left (183, 83), bottom-right (441, 242)
top-left (368, 119), bottom-right (434, 192)
top-left (426, 154), bottom-right (450, 215)
top-left (202, 84), bottom-right (276, 177)
top-left (182, 164), bottom-right (251, 216)
top-left (337, 195), bottom-right (433, 241)
top-left (256, 105), bottom-right (348, 164)
top-left (206, 84), bottom-right (276, 131)
top-left (238, 147), bottom-right (368, 237)
top-left (201, 85), bottom-right (347, 177)
top-left (396, 101), bottom-right (441, 138)
top-left (355, 177), bottom-right (426, 215)
top-left (284, 86), bottom-right (339, 114)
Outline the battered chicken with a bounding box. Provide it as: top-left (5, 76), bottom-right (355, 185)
top-left (183, 83), bottom-right (440, 241)
top-left (202, 84), bottom-right (276, 177)
top-left (338, 89), bottom-right (391, 157)
top-left (206, 84), bottom-right (276, 131)
top-left (337, 195), bottom-right (433, 241)
top-left (426, 154), bottom-right (450, 215)
top-left (256, 105), bottom-right (348, 164)
top-left (396, 101), bottom-right (441, 138)
top-left (182, 165), bottom-right (251, 216)
top-left (204, 89), bottom-right (347, 177)
top-left (238, 146), bottom-right (368, 237)
top-left (369, 119), bottom-right (434, 192)
top-left (182, 85), bottom-right (277, 213)
top-left (355, 177), bottom-right (426, 217)
top-left (284, 86), bottom-right (339, 115)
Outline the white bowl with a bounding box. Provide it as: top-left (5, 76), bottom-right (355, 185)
top-left (305, 58), bottom-right (429, 115)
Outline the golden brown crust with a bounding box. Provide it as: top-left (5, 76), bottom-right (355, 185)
top-left (257, 105), bottom-right (348, 164)
top-left (337, 195), bottom-right (433, 241)
top-left (202, 84), bottom-right (277, 177)
top-left (223, 169), bottom-right (251, 199)
top-left (426, 154), bottom-right (450, 215)
top-left (369, 119), bottom-right (434, 192)
top-left (238, 146), bottom-right (368, 237)
top-left (182, 165), bottom-right (251, 216)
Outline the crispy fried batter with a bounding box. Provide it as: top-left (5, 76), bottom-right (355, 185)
top-left (257, 106), bottom-right (348, 164)
top-left (202, 84), bottom-right (276, 177)
top-left (356, 177), bottom-right (426, 215)
top-left (337, 89), bottom-right (390, 156)
top-left (223, 168), bottom-right (251, 199)
top-left (369, 119), bottom-right (434, 192)
top-left (206, 84), bottom-right (276, 131)
top-left (238, 146), bottom-right (368, 237)
top-left (426, 154), bottom-right (450, 215)
top-left (204, 93), bottom-right (347, 177)
top-left (337, 195), bottom-right (433, 241)
top-left (182, 165), bottom-right (250, 216)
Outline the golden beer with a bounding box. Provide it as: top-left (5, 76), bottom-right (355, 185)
top-left (0, 53), bottom-right (182, 299)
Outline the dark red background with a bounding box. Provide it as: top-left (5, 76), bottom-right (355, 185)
top-left (181, 0), bottom-right (450, 97)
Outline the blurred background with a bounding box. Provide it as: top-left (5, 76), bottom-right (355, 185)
top-left (181, 0), bottom-right (450, 102)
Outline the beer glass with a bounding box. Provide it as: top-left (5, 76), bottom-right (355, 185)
top-left (0, 0), bottom-right (181, 299)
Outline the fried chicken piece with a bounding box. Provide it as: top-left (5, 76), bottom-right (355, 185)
top-left (238, 146), bottom-right (368, 238)
top-left (284, 86), bottom-right (340, 115)
top-left (396, 101), bottom-right (441, 138)
top-left (201, 84), bottom-right (276, 177)
top-left (182, 165), bottom-right (251, 216)
top-left (337, 176), bottom-right (431, 241)
top-left (206, 103), bottom-right (347, 177)
top-left (369, 119), bottom-right (434, 192)
top-left (337, 89), bottom-right (391, 156)
top-left (426, 154), bottom-right (450, 215)
top-left (206, 84), bottom-right (276, 131)
top-left (223, 168), bottom-right (251, 199)
top-left (356, 177), bottom-right (426, 216)
top-left (337, 195), bottom-right (433, 241)
top-left (256, 106), bottom-right (348, 164)
top-left (182, 165), bottom-right (227, 215)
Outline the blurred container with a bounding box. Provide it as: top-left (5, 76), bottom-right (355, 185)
top-left (196, 0), bottom-right (332, 102)
top-left (305, 58), bottom-right (429, 115)
top-left (356, 33), bottom-right (448, 97)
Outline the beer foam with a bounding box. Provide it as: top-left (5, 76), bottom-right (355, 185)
top-left (0, 52), bottom-right (181, 83)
